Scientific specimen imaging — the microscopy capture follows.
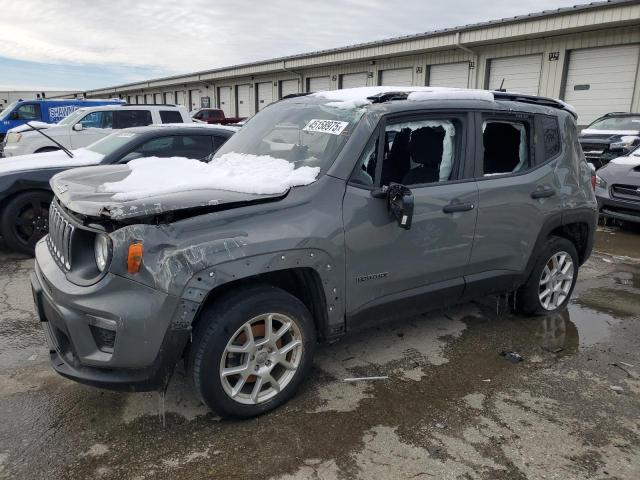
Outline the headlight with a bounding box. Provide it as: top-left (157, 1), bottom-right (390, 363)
top-left (6, 132), bottom-right (21, 143)
top-left (595, 175), bottom-right (607, 189)
top-left (94, 233), bottom-right (112, 272)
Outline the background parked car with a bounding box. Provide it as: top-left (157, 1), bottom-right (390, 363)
top-left (192, 108), bottom-right (245, 125)
top-left (579, 112), bottom-right (640, 169)
top-left (0, 124), bottom-right (236, 254)
top-left (0, 98), bottom-right (124, 144)
top-left (594, 146), bottom-right (640, 225)
top-left (1, 104), bottom-right (192, 158)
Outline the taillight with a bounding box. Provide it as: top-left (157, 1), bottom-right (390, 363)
top-left (591, 174), bottom-right (597, 190)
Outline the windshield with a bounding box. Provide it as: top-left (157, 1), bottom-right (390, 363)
top-left (87, 131), bottom-right (138, 155)
top-left (57, 109), bottom-right (86, 126)
top-left (587, 116), bottom-right (640, 131)
top-left (0, 102), bottom-right (17, 120)
top-left (212, 100), bottom-right (365, 171)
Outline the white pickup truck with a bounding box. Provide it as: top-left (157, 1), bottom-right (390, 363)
top-left (1, 104), bottom-right (191, 157)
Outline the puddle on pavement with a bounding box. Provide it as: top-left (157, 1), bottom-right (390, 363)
top-left (566, 303), bottom-right (620, 348)
top-left (594, 225), bottom-right (640, 260)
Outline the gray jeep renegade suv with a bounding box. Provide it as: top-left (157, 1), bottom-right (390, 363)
top-left (31, 87), bottom-right (597, 418)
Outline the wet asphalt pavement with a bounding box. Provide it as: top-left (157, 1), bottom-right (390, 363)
top-left (1, 227), bottom-right (639, 479)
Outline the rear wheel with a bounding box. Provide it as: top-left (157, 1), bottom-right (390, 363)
top-left (517, 236), bottom-right (579, 315)
top-left (0, 191), bottom-right (52, 255)
top-left (189, 285), bottom-right (316, 418)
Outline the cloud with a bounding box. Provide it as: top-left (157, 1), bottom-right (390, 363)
top-left (2, 0), bottom-right (582, 77)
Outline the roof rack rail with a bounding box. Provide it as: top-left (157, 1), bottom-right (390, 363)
top-left (280, 93), bottom-right (313, 100)
top-left (492, 91), bottom-right (577, 119)
top-left (366, 92), bottom-right (410, 103)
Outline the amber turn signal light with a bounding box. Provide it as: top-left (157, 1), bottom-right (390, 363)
top-left (127, 242), bottom-right (144, 274)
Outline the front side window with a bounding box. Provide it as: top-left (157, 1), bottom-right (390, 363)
top-left (174, 135), bottom-right (214, 159)
top-left (482, 119), bottom-right (531, 176)
top-left (15, 103), bottom-right (41, 121)
top-left (381, 119), bottom-right (459, 187)
top-left (160, 110), bottom-right (183, 123)
top-left (116, 110), bottom-right (153, 128)
top-left (79, 111), bottom-right (113, 129)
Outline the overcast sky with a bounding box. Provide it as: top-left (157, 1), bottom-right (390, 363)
top-left (2, 0), bottom-right (584, 91)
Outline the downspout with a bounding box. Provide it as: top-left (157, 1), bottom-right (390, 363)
top-left (455, 32), bottom-right (478, 88)
top-left (281, 61), bottom-right (304, 92)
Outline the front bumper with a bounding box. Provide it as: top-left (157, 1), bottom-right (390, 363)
top-left (596, 191), bottom-right (640, 224)
top-left (1, 143), bottom-right (29, 157)
top-left (32, 239), bottom-right (190, 391)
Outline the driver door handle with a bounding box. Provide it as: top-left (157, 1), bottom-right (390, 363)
top-left (443, 201), bottom-right (475, 213)
top-left (531, 186), bottom-right (556, 199)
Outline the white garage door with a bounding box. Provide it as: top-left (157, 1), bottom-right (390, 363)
top-left (175, 91), bottom-right (185, 106)
top-left (488, 54), bottom-right (542, 95)
top-left (236, 84), bottom-right (251, 117)
top-left (144, 94), bottom-right (152, 104)
top-left (280, 79), bottom-right (299, 98)
top-left (429, 62), bottom-right (470, 88)
top-left (340, 72), bottom-right (368, 89)
top-left (189, 89), bottom-right (201, 111)
top-left (218, 87), bottom-right (233, 116)
top-left (564, 45), bottom-right (640, 125)
top-left (308, 76), bottom-right (331, 92)
top-left (380, 68), bottom-right (413, 86)
top-left (257, 82), bottom-right (273, 111)
top-left (164, 91), bottom-right (174, 104)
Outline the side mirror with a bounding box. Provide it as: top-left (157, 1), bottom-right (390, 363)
top-left (73, 123), bottom-right (83, 131)
top-left (9, 111), bottom-right (18, 120)
top-left (373, 183), bottom-right (413, 229)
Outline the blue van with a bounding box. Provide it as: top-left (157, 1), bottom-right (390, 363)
top-left (0, 98), bottom-right (124, 141)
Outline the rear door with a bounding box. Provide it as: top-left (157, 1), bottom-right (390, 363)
top-left (343, 111), bottom-right (478, 324)
top-left (465, 111), bottom-right (564, 294)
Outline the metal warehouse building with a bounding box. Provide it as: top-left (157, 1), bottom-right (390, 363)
top-left (86, 0), bottom-right (640, 126)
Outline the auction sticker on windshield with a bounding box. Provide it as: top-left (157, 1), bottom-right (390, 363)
top-left (303, 119), bottom-right (349, 135)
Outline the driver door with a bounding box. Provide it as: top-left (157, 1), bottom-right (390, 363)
top-left (342, 112), bottom-right (478, 325)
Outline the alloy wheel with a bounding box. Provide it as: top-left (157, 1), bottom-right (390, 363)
top-left (538, 251), bottom-right (574, 310)
top-left (219, 313), bottom-right (303, 405)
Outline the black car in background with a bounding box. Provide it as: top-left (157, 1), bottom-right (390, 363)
top-left (579, 112), bottom-right (640, 168)
top-left (0, 125), bottom-right (236, 254)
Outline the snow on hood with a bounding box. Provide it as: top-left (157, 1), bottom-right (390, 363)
top-left (609, 155), bottom-right (640, 167)
top-left (0, 148), bottom-right (104, 175)
top-left (580, 129), bottom-right (640, 136)
top-left (312, 86), bottom-right (494, 109)
top-left (8, 121), bottom-right (54, 133)
top-left (99, 153), bottom-right (320, 201)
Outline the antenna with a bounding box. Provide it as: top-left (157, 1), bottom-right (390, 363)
top-left (498, 78), bottom-right (506, 92)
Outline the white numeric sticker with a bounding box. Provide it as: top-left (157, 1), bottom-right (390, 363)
top-left (303, 119), bottom-right (349, 135)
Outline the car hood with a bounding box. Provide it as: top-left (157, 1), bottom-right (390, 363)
top-left (579, 129), bottom-right (640, 143)
top-left (7, 121), bottom-right (55, 133)
top-left (598, 155), bottom-right (640, 184)
top-left (51, 164), bottom-right (286, 221)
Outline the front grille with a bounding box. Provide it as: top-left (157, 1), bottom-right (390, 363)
top-left (611, 184), bottom-right (640, 203)
top-left (47, 201), bottom-right (76, 271)
top-left (580, 143), bottom-right (606, 153)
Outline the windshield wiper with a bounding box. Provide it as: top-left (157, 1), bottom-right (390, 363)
top-left (24, 121), bottom-right (74, 158)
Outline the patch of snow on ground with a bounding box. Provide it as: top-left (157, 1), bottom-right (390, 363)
top-left (0, 148), bottom-right (104, 175)
top-left (313, 86), bottom-right (494, 108)
top-left (100, 153), bottom-right (320, 200)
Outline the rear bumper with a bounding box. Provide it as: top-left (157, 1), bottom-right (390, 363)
top-left (32, 239), bottom-right (190, 391)
top-left (596, 191), bottom-right (640, 224)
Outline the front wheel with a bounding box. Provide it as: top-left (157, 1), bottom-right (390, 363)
top-left (517, 236), bottom-right (579, 315)
top-left (1, 191), bottom-right (52, 255)
top-left (189, 285), bottom-right (316, 418)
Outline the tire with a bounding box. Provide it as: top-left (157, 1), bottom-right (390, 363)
top-left (517, 236), bottom-right (579, 316)
top-left (0, 191), bottom-right (53, 255)
top-left (189, 284), bottom-right (316, 418)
